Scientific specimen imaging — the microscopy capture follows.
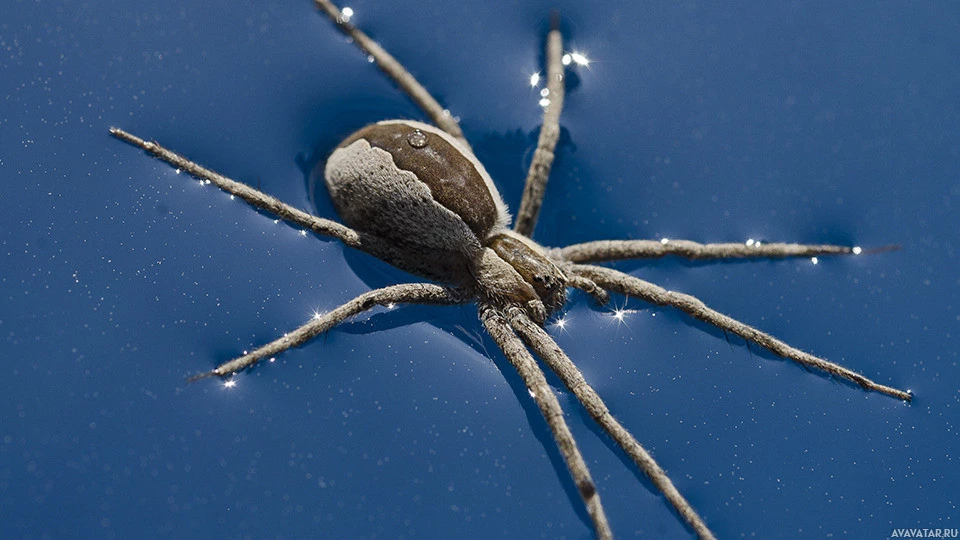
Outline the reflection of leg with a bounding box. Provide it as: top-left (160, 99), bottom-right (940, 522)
top-left (480, 305), bottom-right (612, 540)
top-left (189, 284), bottom-right (468, 382)
top-left (314, 0), bottom-right (468, 147)
top-left (514, 13), bottom-right (565, 237)
top-left (110, 128), bottom-right (361, 247)
top-left (508, 309), bottom-right (716, 540)
top-left (558, 239), bottom-right (890, 264)
top-left (571, 264), bottom-right (913, 401)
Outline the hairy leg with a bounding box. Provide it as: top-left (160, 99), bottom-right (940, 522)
top-left (569, 264), bottom-right (912, 401)
top-left (110, 128), bottom-right (362, 247)
top-left (314, 0), bottom-right (468, 148)
top-left (507, 309), bottom-right (716, 540)
top-left (480, 305), bottom-right (612, 540)
top-left (566, 274), bottom-right (610, 306)
top-left (513, 13), bottom-right (565, 237)
top-left (189, 284), bottom-right (468, 382)
top-left (557, 239), bottom-right (897, 264)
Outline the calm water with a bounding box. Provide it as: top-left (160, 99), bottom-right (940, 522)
top-left (2, 0), bottom-right (958, 537)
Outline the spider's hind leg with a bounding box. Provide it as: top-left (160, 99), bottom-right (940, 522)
top-left (314, 0), bottom-right (469, 148)
top-left (189, 284), bottom-right (468, 381)
top-left (514, 13), bottom-right (566, 237)
top-left (110, 128), bottom-right (362, 247)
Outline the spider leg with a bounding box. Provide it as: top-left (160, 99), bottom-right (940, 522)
top-left (557, 239), bottom-right (898, 264)
top-left (566, 275), bottom-right (610, 306)
top-left (313, 0), bottom-right (469, 148)
top-left (507, 308), bottom-right (717, 540)
top-left (480, 305), bottom-right (612, 540)
top-left (569, 263), bottom-right (913, 401)
top-left (110, 128), bottom-right (362, 248)
top-left (188, 284), bottom-right (468, 382)
top-left (513, 13), bottom-right (566, 238)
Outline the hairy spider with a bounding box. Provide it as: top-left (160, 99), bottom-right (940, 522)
top-left (110, 1), bottom-right (912, 538)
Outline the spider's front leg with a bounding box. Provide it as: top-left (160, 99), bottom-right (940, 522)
top-left (568, 263), bottom-right (913, 401)
top-left (190, 284), bottom-right (469, 382)
top-left (558, 238), bottom-right (899, 264)
top-left (479, 304), bottom-right (613, 540)
top-left (506, 308), bottom-right (716, 540)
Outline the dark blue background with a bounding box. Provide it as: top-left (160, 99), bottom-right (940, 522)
top-left (2, 0), bottom-right (957, 537)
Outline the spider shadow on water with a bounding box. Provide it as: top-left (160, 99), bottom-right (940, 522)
top-left (293, 291), bottom-right (605, 530)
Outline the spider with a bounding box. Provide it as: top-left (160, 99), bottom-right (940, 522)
top-left (110, 1), bottom-right (912, 538)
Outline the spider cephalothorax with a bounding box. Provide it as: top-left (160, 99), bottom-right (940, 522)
top-left (109, 1), bottom-right (911, 538)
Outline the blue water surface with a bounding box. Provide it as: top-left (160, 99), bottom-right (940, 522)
top-left (2, 0), bottom-right (958, 538)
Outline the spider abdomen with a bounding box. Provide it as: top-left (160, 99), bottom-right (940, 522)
top-left (325, 120), bottom-right (510, 281)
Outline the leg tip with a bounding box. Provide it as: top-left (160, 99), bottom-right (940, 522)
top-left (862, 244), bottom-right (902, 255)
top-left (109, 127), bottom-right (147, 148)
top-left (186, 370), bottom-right (218, 384)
